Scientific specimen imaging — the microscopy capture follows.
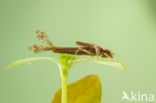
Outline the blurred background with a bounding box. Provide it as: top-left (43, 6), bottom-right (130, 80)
top-left (0, 0), bottom-right (156, 103)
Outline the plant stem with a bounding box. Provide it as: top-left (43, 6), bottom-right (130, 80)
top-left (61, 70), bottom-right (68, 103)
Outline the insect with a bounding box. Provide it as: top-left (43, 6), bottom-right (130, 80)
top-left (29, 30), bottom-right (114, 58)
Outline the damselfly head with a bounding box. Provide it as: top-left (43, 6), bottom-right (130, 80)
top-left (101, 49), bottom-right (114, 58)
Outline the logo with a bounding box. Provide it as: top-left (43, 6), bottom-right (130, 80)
top-left (122, 91), bottom-right (155, 102)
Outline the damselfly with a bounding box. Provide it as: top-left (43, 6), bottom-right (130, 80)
top-left (29, 30), bottom-right (114, 58)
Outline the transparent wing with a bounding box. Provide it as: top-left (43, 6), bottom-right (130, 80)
top-left (75, 41), bottom-right (95, 47)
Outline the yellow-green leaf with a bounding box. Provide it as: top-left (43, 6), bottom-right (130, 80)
top-left (5, 57), bottom-right (62, 70)
top-left (72, 58), bottom-right (127, 71)
top-left (52, 75), bottom-right (102, 103)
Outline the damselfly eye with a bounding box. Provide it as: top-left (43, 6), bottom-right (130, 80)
top-left (102, 49), bottom-right (114, 58)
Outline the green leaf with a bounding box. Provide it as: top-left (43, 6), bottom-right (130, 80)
top-left (52, 75), bottom-right (102, 103)
top-left (60, 54), bottom-right (126, 72)
top-left (72, 58), bottom-right (127, 71)
top-left (6, 57), bottom-right (62, 70)
top-left (60, 54), bottom-right (76, 69)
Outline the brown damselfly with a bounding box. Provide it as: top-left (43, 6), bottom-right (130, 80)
top-left (29, 30), bottom-right (114, 58)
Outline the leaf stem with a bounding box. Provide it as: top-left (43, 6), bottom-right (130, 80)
top-left (61, 69), bottom-right (68, 103)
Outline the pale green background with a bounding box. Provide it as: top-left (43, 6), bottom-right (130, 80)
top-left (0, 0), bottom-right (156, 103)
